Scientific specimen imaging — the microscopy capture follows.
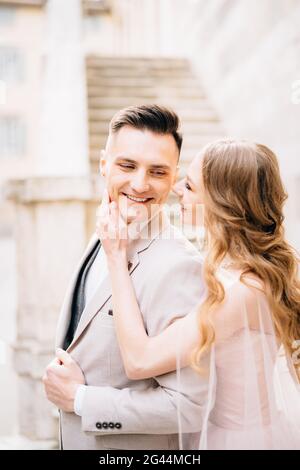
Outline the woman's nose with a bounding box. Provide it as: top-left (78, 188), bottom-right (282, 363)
top-left (172, 180), bottom-right (183, 197)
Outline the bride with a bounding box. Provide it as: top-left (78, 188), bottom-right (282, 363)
top-left (96, 139), bottom-right (300, 450)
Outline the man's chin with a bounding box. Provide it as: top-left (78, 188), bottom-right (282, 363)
top-left (122, 212), bottom-right (150, 226)
top-left (119, 202), bottom-right (151, 224)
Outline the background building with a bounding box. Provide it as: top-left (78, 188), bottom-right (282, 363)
top-left (0, 0), bottom-right (299, 448)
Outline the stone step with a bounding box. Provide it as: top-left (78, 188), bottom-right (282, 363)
top-left (86, 76), bottom-right (202, 88)
top-left (88, 107), bottom-right (220, 122)
top-left (86, 67), bottom-right (192, 78)
top-left (86, 56), bottom-right (189, 69)
top-left (87, 86), bottom-right (205, 99)
top-left (86, 55), bottom-right (224, 174)
top-left (87, 96), bottom-right (210, 109)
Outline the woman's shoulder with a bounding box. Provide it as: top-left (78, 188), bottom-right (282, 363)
top-left (217, 267), bottom-right (265, 296)
top-left (214, 268), bottom-right (271, 335)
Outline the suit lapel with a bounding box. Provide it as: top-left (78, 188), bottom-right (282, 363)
top-left (62, 209), bottom-right (171, 351)
top-left (67, 251), bottom-right (140, 350)
top-left (55, 234), bottom-right (100, 349)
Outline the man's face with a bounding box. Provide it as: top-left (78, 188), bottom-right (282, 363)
top-left (100, 125), bottom-right (179, 223)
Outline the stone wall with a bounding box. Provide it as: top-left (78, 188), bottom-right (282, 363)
top-left (3, 175), bottom-right (102, 447)
top-left (176, 0), bottom-right (300, 250)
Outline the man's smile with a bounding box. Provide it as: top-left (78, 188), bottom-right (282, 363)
top-left (121, 192), bottom-right (154, 204)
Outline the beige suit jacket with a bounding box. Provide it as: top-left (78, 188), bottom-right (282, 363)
top-left (55, 214), bottom-right (207, 450)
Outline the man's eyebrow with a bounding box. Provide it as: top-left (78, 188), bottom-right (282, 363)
top-left (115, 157), bottom-right (136, 163)
top-left (149, 164), bottom-right (171, 170)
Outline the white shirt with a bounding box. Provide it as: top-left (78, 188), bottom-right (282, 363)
top-left (74, 239), bottom-right (140, 415)
top-left (84, 243), bottom-right (109, 304)
top-left (74, 210), bottom-right (165, 416)
top-left (74, 244), bottom-right (108, 416)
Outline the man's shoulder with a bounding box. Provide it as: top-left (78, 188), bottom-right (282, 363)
top-left (148, 224), bottom-right (204, 267)
top-left (141, 225), bottom-right (205, 322)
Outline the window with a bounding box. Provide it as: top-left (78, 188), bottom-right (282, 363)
top-left (0, 47), bottom-right (24, 84)
top-left (0, 6), bottom-right (16, 28)
top-left (0, 116), bottom-right (26, 157)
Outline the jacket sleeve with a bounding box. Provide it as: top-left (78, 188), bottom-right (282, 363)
top-left (81, 365), bottom-right (207, 435)
top-left (81, 253), bottom-right (208, 436)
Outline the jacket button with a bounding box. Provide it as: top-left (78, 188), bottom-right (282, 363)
top-left (115, 422), bottom-right (122, 429)
top-left (102, 422), bottom-right (108, 429)
top-left (96, 422), bottom-right (102, 429)
top-left (109, 422), bottom-right (115, 428)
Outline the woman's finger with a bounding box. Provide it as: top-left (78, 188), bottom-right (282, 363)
top-left (102, 188), bottom-right (110, 204)
top-left (96, 216), bottom-right (109, 239)
top-left (110, 201), bottom-right (118, 225)
top-left (99, 188), bottom-right (110, 217)
top-left (110, 201), bottom-right (128, 240)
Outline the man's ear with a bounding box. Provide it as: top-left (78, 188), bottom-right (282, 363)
top-left (99, 149), bottom-right (106, 177)
top-left (173, 164), bottom-right (180, 184)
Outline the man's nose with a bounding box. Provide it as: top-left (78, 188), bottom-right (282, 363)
top-left (130, 172), bottom-right (150, 193)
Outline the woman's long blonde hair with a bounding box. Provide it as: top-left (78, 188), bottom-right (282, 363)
top-left (191, 139), bottom-right (300, 378)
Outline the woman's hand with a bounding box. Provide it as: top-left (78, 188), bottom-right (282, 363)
top-left (96, 189), bottom-right (128, 261)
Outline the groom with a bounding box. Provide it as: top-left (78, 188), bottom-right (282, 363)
top-left (43, 104), bottom-right (207, 450)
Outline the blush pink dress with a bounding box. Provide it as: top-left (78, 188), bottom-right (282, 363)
top-left (177, 267), bottom-right (300, 450)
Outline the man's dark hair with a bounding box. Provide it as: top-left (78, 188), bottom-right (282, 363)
top-left (109, 104), bottom-right (182, 154)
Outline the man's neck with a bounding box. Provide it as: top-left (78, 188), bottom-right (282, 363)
top-left (127, 207), bottom-right (165, 242)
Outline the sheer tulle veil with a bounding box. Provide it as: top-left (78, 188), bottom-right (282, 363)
top-left (176, 267), bottom-right (300, 450)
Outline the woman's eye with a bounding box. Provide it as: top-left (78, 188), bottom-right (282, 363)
top-left (151, 171), bottom-right (166, 177)
top-left (185, 182), bottom-right (192, 191)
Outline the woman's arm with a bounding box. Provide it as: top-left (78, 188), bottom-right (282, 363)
top-left (96, 191), bottom-right (199, 380)
top-left (107, 252), bottom-right (199, 380)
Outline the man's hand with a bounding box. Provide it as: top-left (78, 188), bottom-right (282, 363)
top-left (43, 349), bottom-right (85, 413)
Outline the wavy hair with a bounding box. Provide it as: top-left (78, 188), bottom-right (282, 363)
top-left (191, 139), bottom-right (300, 379)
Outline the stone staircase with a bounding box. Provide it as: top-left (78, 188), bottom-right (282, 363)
top-left (86, 56), bottom-right (225, 176)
